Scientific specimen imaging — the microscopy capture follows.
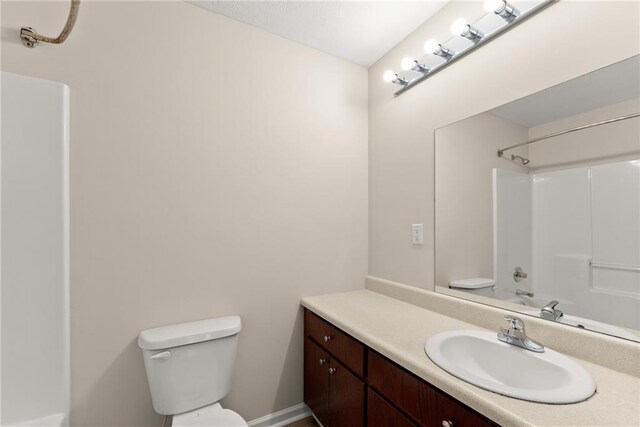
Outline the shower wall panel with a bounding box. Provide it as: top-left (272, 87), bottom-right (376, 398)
top-left (1, 72), bottom-right (70, 426)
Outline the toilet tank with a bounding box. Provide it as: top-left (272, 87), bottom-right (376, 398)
top-left (138, 316), bottom-right (241, 415)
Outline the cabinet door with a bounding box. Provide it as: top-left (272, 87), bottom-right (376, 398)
top-left (304, 338), bottom-right (330, 426)
top-left (329, 359), bottom-right (365, 427)
top-left (368, 389), bottom-right (416, 427)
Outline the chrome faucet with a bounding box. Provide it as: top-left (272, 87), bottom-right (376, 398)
top-left (497, 315), bottom-right (545, 353)
top-left (540, 300), bottom-right (564, 322)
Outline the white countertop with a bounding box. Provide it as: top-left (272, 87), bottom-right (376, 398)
top-left (301, 289), bottom-right (640, 427)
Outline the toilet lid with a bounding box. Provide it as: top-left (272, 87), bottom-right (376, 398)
top-left (172, 404), bottom-right (247, 427)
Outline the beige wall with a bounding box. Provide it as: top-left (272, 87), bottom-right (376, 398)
top-left (369, 0), bottom-right (640, 289)
top-left (1, 2), bottom-right (368, 425)
top-left (434, 112), bottom-right (528, 286)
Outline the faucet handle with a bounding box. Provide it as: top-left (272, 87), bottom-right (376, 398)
top-left (498, 315), bottom-right (545, 353)
top-left (504, 315), bottom-right (524, 331)
top-left (540, 300), bottom-right (563, 321)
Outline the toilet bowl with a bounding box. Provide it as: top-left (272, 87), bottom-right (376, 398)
top-left (138, 316), bottom-right (247, 427)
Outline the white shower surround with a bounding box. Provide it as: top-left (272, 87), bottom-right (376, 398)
top-left (494, 160), bottom-right (640, 332)
top-left (1, 72), bottom-right (70, 427)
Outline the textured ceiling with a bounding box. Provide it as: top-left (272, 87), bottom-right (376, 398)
top-left (189, 1), bottom-right (448, 67)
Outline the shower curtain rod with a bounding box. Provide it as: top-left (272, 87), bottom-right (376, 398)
top-left (20, 0), bottom-right (80, 48)
top-left (497, 112), bottom-right (640, 158)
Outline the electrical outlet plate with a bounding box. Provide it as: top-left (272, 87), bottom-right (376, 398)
top-left (412, 224), bottom-right (424, 245)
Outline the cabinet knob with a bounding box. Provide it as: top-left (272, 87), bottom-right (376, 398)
top-left (329, 367), bottom-right (337, 374)
top-left (323, 335), bottom-right (332, 342)
top-left (442, 421), bottom-right (453, 427)
top-left (319, 358), bottom-right (327, 365)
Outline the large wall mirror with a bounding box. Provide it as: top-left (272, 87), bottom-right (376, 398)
top-left (435, 55), bottom-right (640, 342)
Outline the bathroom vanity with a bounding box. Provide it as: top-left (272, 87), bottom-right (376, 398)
top-left (301, 277), bottom-right (640, 427)
top-left (304, 309), bottom-right (495, 427)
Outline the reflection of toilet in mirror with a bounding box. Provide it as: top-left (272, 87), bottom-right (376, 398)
top-left (138, 316), bottom-right (247, 427)
top-left (448, 278), bottom-right (496, 298)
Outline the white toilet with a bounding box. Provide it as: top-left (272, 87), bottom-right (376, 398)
top-left (448, 277), bottom-right (496, 298)
top-left (138, 316), bottom-right (247, 426)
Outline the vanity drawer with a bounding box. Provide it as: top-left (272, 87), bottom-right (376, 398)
top-left (304, 309), bottom-right (365, 377)
top-left (368, 351), bottom-right (495, 427)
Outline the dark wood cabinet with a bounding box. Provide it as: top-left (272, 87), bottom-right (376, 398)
top-left (304, 337), bottom-right (365, 426)
top-left (368, 350), bottom-right (494, 427)
top-left (368, 389), bottom-right (416, 427)
top-left (304, 308), bottom-right (365, 377)
top-left (304, 310), bottom-right (366, 426)
top-left (304, 308), bottom-right (497, 427)
top-left (304, 338), bottom-right (331, 425)
top-left (329, 358), bottom-right (365, 427)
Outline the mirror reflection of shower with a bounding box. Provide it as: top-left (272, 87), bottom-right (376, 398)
top-left (493, 158), bottom-right (640, 341)
top-left (435, 55), bottom-right (640, 342)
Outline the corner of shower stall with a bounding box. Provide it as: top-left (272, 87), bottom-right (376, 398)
top-left (1, 72), bottom-right (70, 427)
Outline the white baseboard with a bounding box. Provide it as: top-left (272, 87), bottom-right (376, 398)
top-left (247, 403), bottom-right (312, 427)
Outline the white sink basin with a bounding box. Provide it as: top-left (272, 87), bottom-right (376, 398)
top-left (425, 330), bottom-right (596, 404)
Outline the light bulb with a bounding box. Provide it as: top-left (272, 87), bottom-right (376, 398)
top-left (424, 38), bottom-right (453, 59)
top-left (451, 18), bottom-right (484, 42)
top-left (424, 39), bottom-right (440, 55)
top-left (484, 0), bottom-right (505, 12)
top-left (451, 18), bottom-right (468, 36)
top-left (401, 57), bottom-right (415, 71)
top-left (383, 70), bottom-right (396, 83)
top-left (485, 0), bottom-right (518, 20)
top-left (401, 57), bottom-right (428, 73)
top-left (382, 70), bottom-right (409, 86)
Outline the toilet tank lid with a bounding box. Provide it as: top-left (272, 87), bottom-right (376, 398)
top-left (138, 316), bottom-right (241, 350)
top-left (449, 278), bottom-right (495, 289)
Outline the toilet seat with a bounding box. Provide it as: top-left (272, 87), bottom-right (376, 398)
top-left (172, 403), bottom-right (247, 427)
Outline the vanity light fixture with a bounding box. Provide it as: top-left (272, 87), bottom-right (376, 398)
top-left (451, 18), bottom-right (484, 42)
top-left (424, 39), bottom-right (453, 59)
top-left (383, 70), bottom-right (409, 86)
top-left (401, 57), bottom-right (429, 73)
top-left (484, 0), bottom-right (519, 21)
top-left (384, 0), bottom-right (554, 96)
